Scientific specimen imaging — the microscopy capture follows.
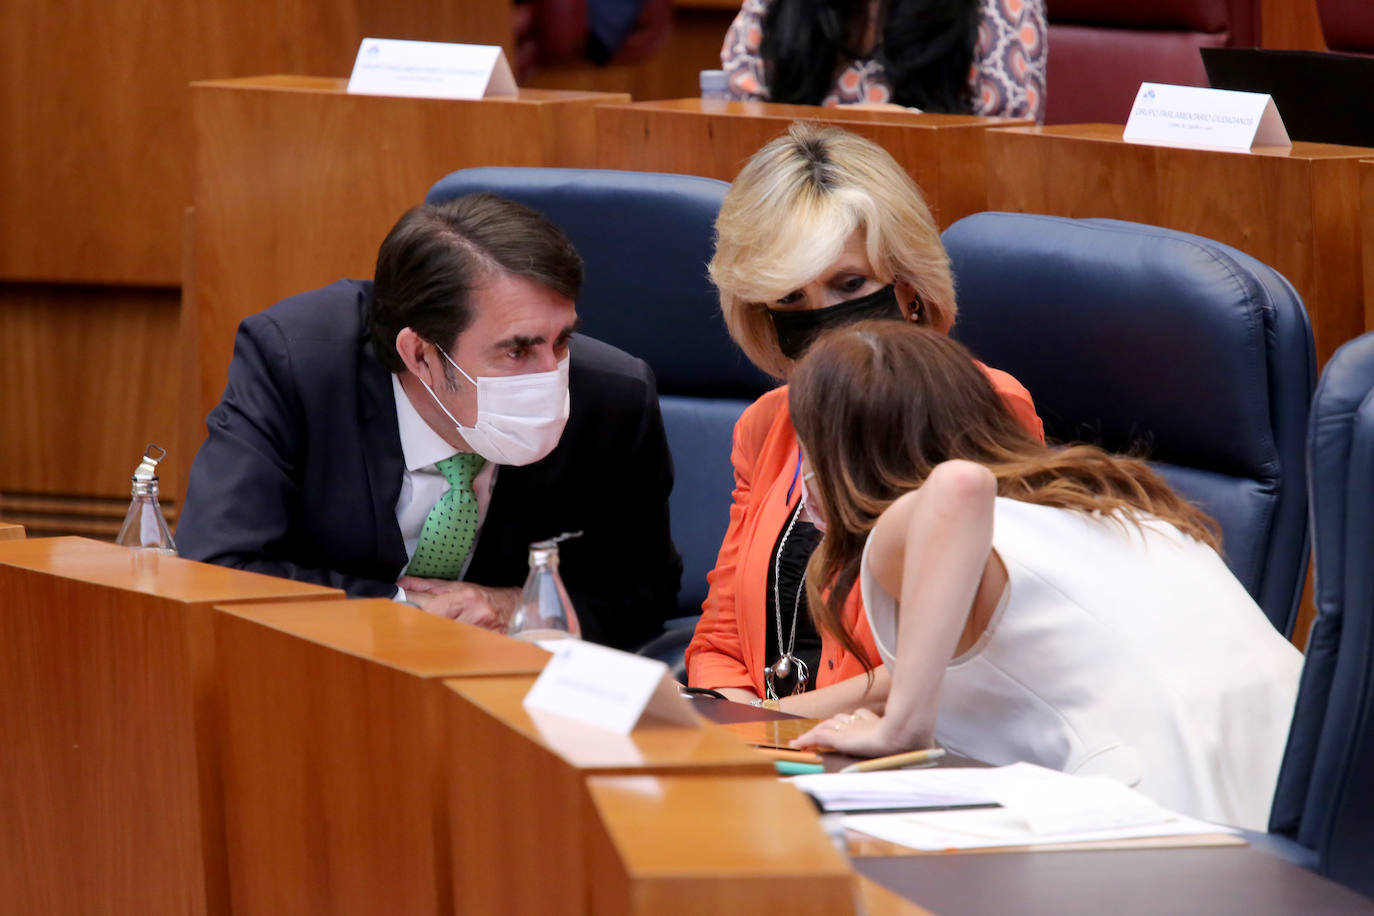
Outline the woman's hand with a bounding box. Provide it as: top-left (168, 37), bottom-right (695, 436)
top-left (790, 708), bottom-right (910, 758)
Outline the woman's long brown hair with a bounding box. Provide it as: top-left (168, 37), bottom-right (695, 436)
top-left (789, 321), bottom-right (1221, 671)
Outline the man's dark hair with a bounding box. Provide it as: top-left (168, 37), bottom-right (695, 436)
top-left (369, 193), bottom-right (584, 373)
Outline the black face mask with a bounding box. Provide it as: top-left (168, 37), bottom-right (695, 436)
top-left (768, 284), bottom-right (906, 362)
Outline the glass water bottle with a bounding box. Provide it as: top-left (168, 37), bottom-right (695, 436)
top-left (115, 445), bottom-right (177, 555)
top-left (507, 533), bottom-right (581, 642)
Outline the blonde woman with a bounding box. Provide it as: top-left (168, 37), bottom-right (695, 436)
top-left (685, 122), bottom-right (1042, 717)
top-left (788, 323), bottom-right (1300, 830)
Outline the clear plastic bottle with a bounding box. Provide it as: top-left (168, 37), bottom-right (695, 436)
top-left (507, 533), bottom-right (581, 642)
top-left (699, 69), bottom-right (728, 101)
top-left (115, 445), bottom-right (177, 555)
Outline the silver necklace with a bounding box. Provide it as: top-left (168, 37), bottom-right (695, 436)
top-left (765, 503), bottom-right (811, 701)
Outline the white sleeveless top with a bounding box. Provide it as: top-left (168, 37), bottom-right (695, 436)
top-left (860, 497), bottom-right (1302, 830)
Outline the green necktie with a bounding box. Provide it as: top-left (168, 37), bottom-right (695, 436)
top-left (405, 453), bottom-right (487, 579)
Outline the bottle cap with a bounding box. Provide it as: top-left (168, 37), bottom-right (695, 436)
top-left (530, 530), bottom-right (584, 551)
top-left (132, 444), bottom-right (168, 483)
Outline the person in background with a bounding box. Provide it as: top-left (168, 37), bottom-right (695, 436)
top-left (721, 0), bottom-right (1046, 121)
top-left (685, 122), bottom-right (1043, 717)
top-left (177, 194), bottom-right (681, 650)
top-left (790, 322), bottom-right (1301, 831)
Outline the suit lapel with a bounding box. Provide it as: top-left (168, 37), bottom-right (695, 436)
top-left (358, 339), bottom-right (408, 574)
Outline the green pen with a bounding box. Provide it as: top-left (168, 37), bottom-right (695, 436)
top-left (774, 759), bottom-right (826, 776)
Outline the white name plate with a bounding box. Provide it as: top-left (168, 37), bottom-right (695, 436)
top-left (346, 38), bottom-right (517, 101)
top-left (523, 640), bottom-right (699, 735)
top-left (1123, 82), bottom-right (1290, 151)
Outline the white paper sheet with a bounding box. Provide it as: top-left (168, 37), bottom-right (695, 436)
top-left (843, 807), bottom-right (1234, 851)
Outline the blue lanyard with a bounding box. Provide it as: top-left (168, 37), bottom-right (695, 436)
top-left (784, 445), bottom-right (803, 504)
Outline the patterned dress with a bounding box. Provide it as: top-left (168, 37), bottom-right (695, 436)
top-left (721, 0), bottom-right (1046, 122)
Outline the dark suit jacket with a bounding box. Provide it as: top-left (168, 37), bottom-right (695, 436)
top-left (178, 279), bottom-right (682, 649)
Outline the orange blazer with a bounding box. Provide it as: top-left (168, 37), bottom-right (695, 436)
top-left (685, 363), bottom-right (1043, 695)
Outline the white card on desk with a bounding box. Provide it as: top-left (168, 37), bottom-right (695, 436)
top-left (1123, 82), bottom-right (1291, 151)
top-left (522, 640), bottom-right (699, 734)
top-left (346, 38), bottom-right (517, 100)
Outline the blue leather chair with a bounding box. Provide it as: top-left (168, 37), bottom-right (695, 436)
top-left (424, 168), bottom-right (774, 656)
top-left (943, 213), bottom-right (1315, 636)
top-left (1266, 331), bottom-right (1374, 896)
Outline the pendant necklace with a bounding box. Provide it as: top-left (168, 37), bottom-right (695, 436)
top-left (765, 503), bottom-right (811, 701)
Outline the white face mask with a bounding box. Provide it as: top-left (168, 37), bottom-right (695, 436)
top-left (416, 346), bottom-right (571, 466)
top-left (799, 470), bottom-right (828, 534)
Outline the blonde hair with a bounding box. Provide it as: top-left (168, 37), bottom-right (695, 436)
top-left (710, 122), bottom-right (957, 379)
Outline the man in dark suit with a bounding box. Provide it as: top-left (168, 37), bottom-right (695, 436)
top-left (177, 194), bottom-right (681, 650)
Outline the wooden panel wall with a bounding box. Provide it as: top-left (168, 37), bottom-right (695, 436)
top-left (1260, 0), bottom-right (1327, 50)
top-left (0, 0), bottom-right (511, 535)
top-left (0, 285), bottom-right (183, 526)
top-left (1363, 160), bottom-right (1374, 334)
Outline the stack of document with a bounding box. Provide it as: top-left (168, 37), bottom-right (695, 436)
top-left (790, 762), bottom-right (1237, 851)
top-left (790, 768), bottom-right (999, 812)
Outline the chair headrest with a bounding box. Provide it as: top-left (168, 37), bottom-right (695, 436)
top-left (944, 212), bottom-right (1309, 480)
top-left (426, 167), bottom-right (773, 399)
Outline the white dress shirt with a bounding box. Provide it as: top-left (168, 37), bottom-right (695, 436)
top-left (391, 374), bottom-right (497, 596)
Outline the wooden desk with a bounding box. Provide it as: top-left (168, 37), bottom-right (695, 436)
top-left (585, 775), bottom-right (863, 915)
top-left (441, 675), bottom-right (772, 915)
top-left (211, 599), bottom-right (550, 916)
top-left (986, 124), bottom-right (1374, 364)
top-left (0, 537), bottom-right (341, 916)
top-left (184, 78), bottom-right (630, 499)
top-left (596, 100), bottom-right (1031, 229)
top-left (854, 846), bottom-right (1374, 915)
top-left (1362, 160), bottom-right (1374, 334)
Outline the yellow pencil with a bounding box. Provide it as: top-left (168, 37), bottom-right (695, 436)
top-left (838, 747), bottom-right (947, 773)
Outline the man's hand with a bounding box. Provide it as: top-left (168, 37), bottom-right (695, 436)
top-left (398, 576), bottom-right (520, 631)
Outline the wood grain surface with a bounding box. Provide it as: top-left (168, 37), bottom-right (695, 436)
top-left (584, 774), bottom-right (859, 916)
top-left (1260, 0), bottom-right (1327, 50)
top-left (211, 600), bottom-right (548, 916)
top-left (596, 100), bottom-right (1031, 229)
top-left (0, 0), bottom-right (511, 286)
top-left (0, 521), bottom-right (25, 540)
top-left (442, 676), bottom-right (771, 915)
top-left (0, 537), bottom-right (340, 916)
top-left (1362, 160), bottom-right (1374, 335)
top-left (986, 124), bottom-right (1374, 365)
top-left (0, 284), bottom-right (183, 501)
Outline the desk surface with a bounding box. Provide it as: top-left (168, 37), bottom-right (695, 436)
top-left (444, 676), bottom-right (769, 773)
top-left (607, 97), bottom-right (1029, 130)
top-left (856, 847), bottom-right (1374, 915)
top-left (0, 536), bottom-right (338, 604)
top-left (686, 694), bottom-right (1371, 911)
top-left (215, 598), bottom-right (551, 677)
top-left (997, 123), bottom-right (1374, 160)
top-left (192, 74), bottom-right (623, 107)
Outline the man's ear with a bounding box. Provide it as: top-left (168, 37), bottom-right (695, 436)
top-left (395, 328), bottom-right (434, 383)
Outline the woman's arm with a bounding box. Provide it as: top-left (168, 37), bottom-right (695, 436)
top-left (721, 0), bottom-right (773, 101)
top-left (779, 666), bottom-right (890, 718)
top-left (793, 460), bottom-right (998, 756)
top-left (719, 667), bottom-right (889, 716)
